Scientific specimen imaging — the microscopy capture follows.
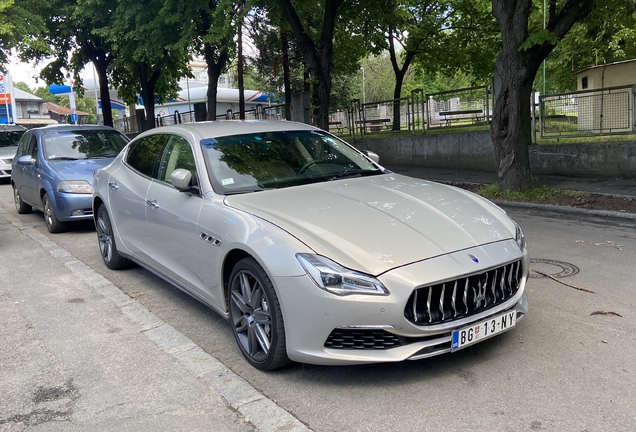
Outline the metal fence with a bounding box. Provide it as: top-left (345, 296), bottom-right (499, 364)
top-left (539, 85), bottom-right (636, 138)
top-left (425, 86), bottom-right (490, 129)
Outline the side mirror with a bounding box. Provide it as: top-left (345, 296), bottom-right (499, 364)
top-left (17, 155), bottom-right (35, 166)
top-left (171, 168), bottom-right (193, 191)
top-left (363, 150), bottom-right (380, 164)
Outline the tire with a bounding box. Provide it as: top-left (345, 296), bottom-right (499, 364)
top-left (229, 257), bottom-right (290, 371)
top-left (43, 193), bottom-right (66, 233)
top-left (13, 185), bottom-right (32, 214)
top-left (96, 204), bottom-right (131, 270)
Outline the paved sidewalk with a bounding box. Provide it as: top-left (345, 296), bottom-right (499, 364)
top-left (386, 166), bottom-right (636, 199)
top-left (0, 205), bottom-right (309, 432)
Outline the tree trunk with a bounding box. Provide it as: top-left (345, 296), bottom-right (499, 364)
top-left (237, 6), bottom-right (245, 119)
top-left (281, 28), bottom-right (292, 121)
top-left (94, 59), bottom-right (114, 127)
top-left (137, 62), bottom-right (159, 131)
top-left (490, 57), bottom-right (535, 191)
top-left (491, 0), bottom-right (596, 191)
top-left (204, 42), bottom-right (229, 121)
top-left (275, 0), bottom-right (343, 130)
top-left (388, 29), bottom-right (415, 131)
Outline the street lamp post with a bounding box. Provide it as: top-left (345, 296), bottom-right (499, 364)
top-left (360, 67), bottom-right (365, 105)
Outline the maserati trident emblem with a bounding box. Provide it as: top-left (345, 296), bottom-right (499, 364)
top-left (468, 254), bottom-right (479, 263)
top-left (472, 280), bottom-right (487, 308)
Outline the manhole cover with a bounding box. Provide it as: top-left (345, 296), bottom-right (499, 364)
top-left (529, 258), bottom-right (580, 278)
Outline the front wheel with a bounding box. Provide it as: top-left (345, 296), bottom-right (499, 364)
top-left (96, 204), bottom-right (131, 270)
top-left (43, 193), bottom-right (66, 233)
top-left (13, 185), bottom-right (32, 214)
top-left (229, 257), bottom-right (290, 370)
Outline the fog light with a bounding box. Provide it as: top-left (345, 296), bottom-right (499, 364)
top-left (71, 209), bottom-right (86, 216)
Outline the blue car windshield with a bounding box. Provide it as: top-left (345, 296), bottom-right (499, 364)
top-left (43, 130), bottom-right (129, 160)
top-left (200, 130), bottom-right (382, 194)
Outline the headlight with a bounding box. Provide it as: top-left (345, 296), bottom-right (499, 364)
top-left (513, 219), bottom-right (526, 252)
top-left (57, 180), bottom-right (93, 194)
top-left (296, 254), bottom-right (389, 296)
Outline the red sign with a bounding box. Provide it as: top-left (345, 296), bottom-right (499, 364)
top-left (0, 94), bottom-right (11, 103)
top-left (0, 75), bottom-right (4, 81)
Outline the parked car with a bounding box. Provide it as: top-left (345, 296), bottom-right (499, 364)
top-left (0, 124), bottom-right (27, 180)
top-left (11, 124), bottom-right (129, 233)
top-left (92, 121), bottom-right (528, 370)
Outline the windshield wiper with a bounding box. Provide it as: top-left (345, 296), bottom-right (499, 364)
top-left (48, 156), bottom-right (79, 161)
top-left (89, 153), bottom-right (117, 158)
top-left (328, 169), bottom-right (382, 181)
top-left (224, 187), bottom-right (265, 195)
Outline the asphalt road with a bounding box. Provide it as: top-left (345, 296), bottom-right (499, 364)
top-left (1, 180), bottom-right (634, 432)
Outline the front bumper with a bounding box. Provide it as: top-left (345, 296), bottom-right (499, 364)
top-left (275, 239), bottom-right (528, 366)
top-left (50, 191), bottom-right (94, 221)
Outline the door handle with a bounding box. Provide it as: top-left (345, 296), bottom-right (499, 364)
top-left (146, 199), bottom-right (159, 208)
top-left (108, 181), bottom-right (119, 190)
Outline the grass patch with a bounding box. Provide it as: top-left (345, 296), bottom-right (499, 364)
top-left (476, 183), bottom-right (564, 201)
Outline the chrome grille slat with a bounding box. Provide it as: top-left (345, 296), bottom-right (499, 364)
top-left (451, 281), bottom-right (458, 318)
top-left (405, 259), bottom-right (523, 326)
top-left (439, 283), bottom-right (446, 321)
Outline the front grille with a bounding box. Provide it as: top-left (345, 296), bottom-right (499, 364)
top-left (325, 329), bottom-right (406, 350)
top-left (404, 260), bottom-right (523, 326)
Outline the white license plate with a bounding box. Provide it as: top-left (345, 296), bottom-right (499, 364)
top-left (451, 310), bottom-right (517, 351)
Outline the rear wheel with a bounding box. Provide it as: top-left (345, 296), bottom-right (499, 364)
top-left (43, 193), bottom-right (66, 233)
top-left (13, 185), bottom-right (32, 214)
top-left (229, 257), bottom-right (290, 370)
top-left (96, 205), bottom-right (131, 270)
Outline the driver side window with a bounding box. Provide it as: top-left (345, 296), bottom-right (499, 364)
top-left (156, 135), bottom-right (198, 187)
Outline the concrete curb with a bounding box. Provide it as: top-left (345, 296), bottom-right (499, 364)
top-left (0, 205), bottom-right (311, 432)
top-left (494, 199), bottom-right (636, 221)
top-left (437, 180), bottom-right (636, 220)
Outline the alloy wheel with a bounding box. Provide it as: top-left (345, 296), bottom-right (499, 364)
top-left (230, 270), bottom-right (273, 362)
top-left (97, 212), bottom-right (114, 263)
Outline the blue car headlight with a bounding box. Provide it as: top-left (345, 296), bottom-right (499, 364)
top-left (57, 180), bottom-right (93, 194)
top-left (296, 254), bottom-right (389, 296)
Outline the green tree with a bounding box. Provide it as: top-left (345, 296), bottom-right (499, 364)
top-left (542, 0), bottom-right (636, 92)
top-left (170, 0), bottom-right (238, 120)
top-left (105, 0), bottom-right (191, 130)
top-left (17, 0), bottom-right (119, 127)
top-left (0, 0), bottom-right (47, 70)
top-left (275, 0), bottom-right (348, 129)
top-left (491, 0), bottom-right (596, 192)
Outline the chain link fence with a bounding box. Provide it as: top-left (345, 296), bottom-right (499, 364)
top-left (539, 85), bottom-right (636, 138)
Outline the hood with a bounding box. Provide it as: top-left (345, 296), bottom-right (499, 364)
top-left (0, 145), bottom-right (18, 159)
top-left (225, 173), bottom-right (516, 275)
top-left (50, 158), bottom-right (116, 183)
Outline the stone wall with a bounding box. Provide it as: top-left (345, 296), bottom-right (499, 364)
top-left (352, 131), bottom-right (636, 179)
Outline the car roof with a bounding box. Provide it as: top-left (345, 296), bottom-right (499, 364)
top-left (28, 124), bottom-right (124, 136)
top-left (136, 120), bottom-right (322, 140)
top-left (0, 124), bottom-right (27, 132)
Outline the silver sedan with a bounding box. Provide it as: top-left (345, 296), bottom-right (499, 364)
top-left (92, 120), bottom-right (528, 370)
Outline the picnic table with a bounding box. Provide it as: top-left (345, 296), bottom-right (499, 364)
top-left (438, 109), bottom-right (483, 126)
top-left (328, 121), bottom-right (344, 133)
top-left (356, 118), bottom-right (391, 133)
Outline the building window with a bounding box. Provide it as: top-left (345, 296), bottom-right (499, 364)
top-left (26, 102), bottom-right (39, 115)
top-left (581, 76), bottom-right (588, 89)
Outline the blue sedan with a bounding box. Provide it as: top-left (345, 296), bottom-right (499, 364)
top-left (11, 124), bottom-right (129, 233)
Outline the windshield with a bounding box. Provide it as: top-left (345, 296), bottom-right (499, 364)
top-left (43, 129), bottom-right (129, 160)
top-left (0, 130), bottom-right (25, 148)
top-left (200, 130), bottom-right (382, 194)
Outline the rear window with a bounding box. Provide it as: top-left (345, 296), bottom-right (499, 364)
top-left (0, 130), bottom-right (26, 148)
